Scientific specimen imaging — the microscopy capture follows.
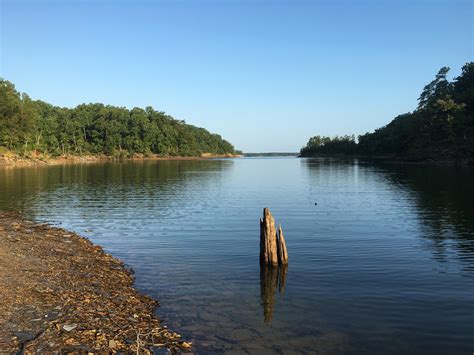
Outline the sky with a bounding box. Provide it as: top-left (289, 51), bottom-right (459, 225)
top-left (0, 0), bottom-right (472, 152)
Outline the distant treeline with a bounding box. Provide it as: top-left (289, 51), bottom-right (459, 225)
top-left (0, 79), bottom-right (237, 157)
top-left (300, 62), bottom-right (474, 162)
top-left (244, 152), bottom-right (299, 157)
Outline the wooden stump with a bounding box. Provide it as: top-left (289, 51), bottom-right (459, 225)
top-left (260, 208), bottom-right (278, 266)
top-left (259, 208), bottom-right (289, 322)
top-left (260, 208), bottom-right (288, 266)
top-left (277, 224), bottom-right (289, 265)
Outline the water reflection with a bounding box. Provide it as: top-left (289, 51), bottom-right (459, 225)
top-left (372, 162), bottom-right (474, 270)
top-left (0, 160), bottom-right (234, 223)
top-left (1, 158), bottom-right (473, 354)
top-left (301, 157), bottom-right (474, 271)
top-left (259, 264), bottom-right (288, 323)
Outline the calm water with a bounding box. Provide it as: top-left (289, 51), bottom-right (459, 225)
top-left (0, 158), bottom-right (473, 354)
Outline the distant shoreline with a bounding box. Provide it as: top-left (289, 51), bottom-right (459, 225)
top-left (0, 152), bottom-right (242, 167)
top-left (298, 153), bottom-right (474, 166)
top-left (243, 152), bottom-right (299, 157)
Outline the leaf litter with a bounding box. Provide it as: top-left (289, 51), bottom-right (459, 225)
top-left (0, 211), bottom-right (191, 353)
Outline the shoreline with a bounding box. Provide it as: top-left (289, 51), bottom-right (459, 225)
top-left (0, 211), bottom-right (190, 353)
top-left (0, 152), bottom-right (242, 167)
top-left (298, 154), bottom-right (474, 166)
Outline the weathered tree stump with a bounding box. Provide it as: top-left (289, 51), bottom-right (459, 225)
top-left (259, 208), bottom-right (289, 322)
top-left (260, 208), bottom-right (278, 266)
top-left (277, 224), bottom-right (289, 265)
top-left (259, 208), bottom-right (288, 266)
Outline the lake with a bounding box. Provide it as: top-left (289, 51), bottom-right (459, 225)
top-left (0, 157), bottom-right (473, 354)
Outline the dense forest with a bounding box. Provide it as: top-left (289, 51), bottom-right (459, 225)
top-left (0, 80), bottom-right (237, 157)
top-left (300, 62), bottom-right (474, 162)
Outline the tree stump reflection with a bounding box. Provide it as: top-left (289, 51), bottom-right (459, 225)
top-left (260, 263), bottom-right (288, 323)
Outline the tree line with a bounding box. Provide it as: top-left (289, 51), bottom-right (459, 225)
top-left (300, 62), bottom-right (474, 162)
top-left (0, 80), bottom-right (237, 157)
top-left (300, 135), bottom-right (357, 156)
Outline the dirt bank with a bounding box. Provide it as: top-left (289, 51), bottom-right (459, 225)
top-left (0, 151), bottom-right (241, 167)
top-left (0, 211), bottom-right (190, 353)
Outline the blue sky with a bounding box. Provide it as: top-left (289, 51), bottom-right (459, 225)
top-left (1, 0), bottom-right (472, 152)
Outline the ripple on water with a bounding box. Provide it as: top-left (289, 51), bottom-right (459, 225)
top-left (0, 158), bottom-right (473, 354)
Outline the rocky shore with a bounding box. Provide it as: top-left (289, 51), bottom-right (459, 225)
top-left (0, 151), bottom-right (241, 167)
top-left (0, 211), bottom-right (190, 353)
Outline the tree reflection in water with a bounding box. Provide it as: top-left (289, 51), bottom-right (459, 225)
top-left (260, 264), bottom-right (288, 323)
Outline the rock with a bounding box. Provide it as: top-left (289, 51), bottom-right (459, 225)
top-left (181, 341), bottom-right (192, 348)
top-left (108, 339), bottom-right (118, 348)
top-left (64, 337), bottom-right (76, 345)
top-left (63, 324), bottom-right (77, 332)
top-left (13, 331), bottom-right (35, 341)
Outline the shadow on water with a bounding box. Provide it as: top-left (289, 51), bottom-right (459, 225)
top-left (373, 161), bottom-right (474, 270)
top-left (302, 157), bottom-right (474, 271)
top-left (260, 264), bottom-right (287, 323)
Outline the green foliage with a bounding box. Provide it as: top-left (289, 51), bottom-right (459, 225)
top-left (300, 62), bottom-right (474, 162)
top-left (417, 66), bottom-right (451, 110)
top-left (0, 80), bottom-right (236, 157)
top-left (300, 135), bottom-right (357, 156)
